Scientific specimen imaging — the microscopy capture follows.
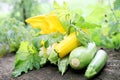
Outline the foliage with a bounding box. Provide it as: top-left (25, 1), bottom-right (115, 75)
top-left (38, 47), bottom-right (48, 67)
top-left (53, 0), bottom-right (120, 49)
top-left (0, 18), bottom-right (35, 57)
top-left (114, 0), bottom-right (120, 10)
top-left (54, 1), bottom-right (83, 33)
top-left (58, 56), bottom-right (69, 75)
top-left (0, 0), bottom-right (120, 78)
top-left (48, 49), bottom-right (59, 65)
top-left (32, 32), bottom-right (64, 50)
top-left (11, 0), bottom-right (41, 22)
top-left (12, 41), bottom-right (41, 77)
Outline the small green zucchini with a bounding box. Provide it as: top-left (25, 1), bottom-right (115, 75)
top-left (85, 49), bottom-right (108, 79)
top-left (69, 42), bottom-right (97, 70)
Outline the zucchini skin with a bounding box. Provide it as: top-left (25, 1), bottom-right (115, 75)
top-left (69, 42), bottom-right (97, 70)
top-left (85, 49), bottom-right (108, 79)
top-left (69, 47), bottom-right (87, 70)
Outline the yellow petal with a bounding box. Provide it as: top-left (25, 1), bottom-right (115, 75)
top-left (25, 12), bottom-right (66, 34)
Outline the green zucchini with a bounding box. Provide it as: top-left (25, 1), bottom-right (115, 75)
top-left (69, 42), bottom-right (97, 70)
top-left (85, 49), bottom-right (108, 79)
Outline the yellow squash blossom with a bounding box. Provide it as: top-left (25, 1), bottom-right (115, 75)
top-left (25, 12), bottom-right (66, 34)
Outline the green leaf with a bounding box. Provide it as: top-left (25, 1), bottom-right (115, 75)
top-left (89, 28), bottom-right (102, 46)
top-left (72, 25), bottom-right (91, 46)
top-left (114, 10), bottom-right (120, 20)
top-left (7, 30), bottom-right (20, 52)
top-left (12, 41), bottom-right (41, 77)
top-left (76, 30), bottom-right (91, 46)
top-left (86, 4), bottom-right (109, 25)
top-left (0, 18), bottom-right (35, 52)
top-left (48, 49), bottom-right (59, 65)
top-left (80, 22), bottom-right (101, 29)
top-left (0, 43), bottom-right (9, 57)
top-left (32, 32), bottom-right (64, 50)
top-left (109, 22), bottom-right (119, 35)
top-left (112, 33), bottom-right (120, 49)
top-left (73, 15), bottom-right (85, 26)
top-left (114, 0), bottom-right (120, 10)
top-left (58, 56), bottom-right (69, 75)
top-left (53, 1), bottom-right (71, 31)
top-left (39, 47), bottom-right (48, 67)
top-left (44, 40), bottom-right (49, 48)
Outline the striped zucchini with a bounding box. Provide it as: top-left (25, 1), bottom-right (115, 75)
top-left (85, 49), bottom-right (108, 79)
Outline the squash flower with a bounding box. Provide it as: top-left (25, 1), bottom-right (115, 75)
top-left (25, 12), bottom-right (66, 34)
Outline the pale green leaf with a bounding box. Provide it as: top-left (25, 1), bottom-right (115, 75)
top-left (12, 41), bottom-right (41, 77)
top-left (114, 0), bottom-right (120, 10)
top-left (58, 56), bottom-right (69, 75)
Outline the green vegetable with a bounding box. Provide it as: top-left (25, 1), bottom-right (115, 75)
top-left (0, 18), bottom-right (35, 53)
top-left (0, 43), bottom-right (9, 57)
top-left (0, 28), bottom-right (9, 57)
top-left (7, 30), bottom-right (21, 52)
top-left (48, 48), bottom-right (59, 65)
top-left (6, 27), bottom-right (35, 52)
top-left (58, 56), bottom-right (69, 75)
top-left (0, 22), bottom-right (9, 57)
top-left (39, 47), bottom-right (49, 67)
top-left (85, 49), bottom-right (108, 79)
top-left (69, 42), bottom-right (97, 70)
top-left (32, 32), bottom-right (64, 50)
top-left (112, 33), bottom-right (120, 50)
top-left (13, 41), bottom-right (41, 77)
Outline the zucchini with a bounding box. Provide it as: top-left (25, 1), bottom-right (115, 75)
top-left (85, 49), bottom-right (108, 79)
top-left (69, 42), bottom-right (97, 70)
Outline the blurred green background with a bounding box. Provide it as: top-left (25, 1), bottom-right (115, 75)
top-left (0, 0), bottom-right (115, 24)
top-left (0, 0), bottom-right (54, 23)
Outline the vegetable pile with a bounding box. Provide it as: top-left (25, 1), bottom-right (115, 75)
top-left (0, 0), bottom-right (120, 79)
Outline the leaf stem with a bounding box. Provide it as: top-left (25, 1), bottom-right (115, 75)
top-left (67, 20), bottom-right (72, 35)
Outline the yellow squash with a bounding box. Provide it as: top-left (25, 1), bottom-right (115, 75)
top-left (55, 32), bottom-right (80, 58)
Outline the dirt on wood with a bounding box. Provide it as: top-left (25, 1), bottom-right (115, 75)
top-left (0, 49), bottom-right (120, 80)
